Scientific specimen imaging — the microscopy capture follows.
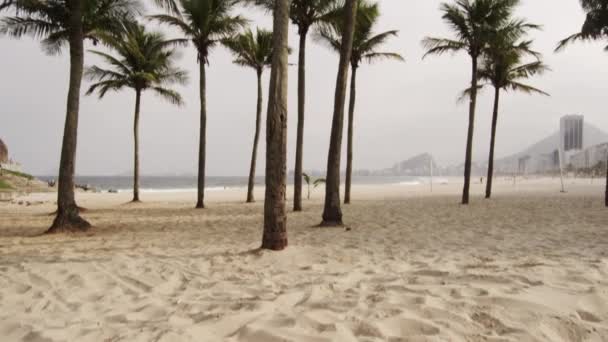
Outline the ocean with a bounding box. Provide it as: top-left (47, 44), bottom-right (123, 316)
top-left (37, 175), bottom-right (441, 193)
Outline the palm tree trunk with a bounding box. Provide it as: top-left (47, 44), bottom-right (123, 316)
top-left (307, 182), bottom-right (310, 200)
top-left (321, 0), bottom-right (358, 226)
top-left (485, 86), bottom-right (500, 199)
top-left (48, 0), bottom-right (90, 233)
top-left (247, 70), bottom-right (263, 203)
top-left (293, 29), bottom-right (308, 212)
top-left (132, 89), bottom-right (142, 202)
top-left (196, 61), bottom-right (207, 209)
top-left (462, 56), bottom-right (479, 205)
top-left (344, 65), bottom-right (357, 205)
top-left (261, 0), bottom-right (289, 250)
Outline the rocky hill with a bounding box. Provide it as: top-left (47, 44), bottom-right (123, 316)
top-left (0, 169), bottom-right (51, 201)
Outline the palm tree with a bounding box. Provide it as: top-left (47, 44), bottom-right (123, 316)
top-left (223, 28), bottom-right (273, 203)
top-left (0, 0), bottom-right (141, 232)
top-left (321, 0), bottom-right (358, 226)
top-left (422, 0), bottom-right (519, 205)
top-left (85, 23), bottom-right (187, 203)
top-left (317, 0), bottom-right (403, 205)
top-left (261, 0), bottom-right (289, 251)
top-left (478, 22), bottom-right (549, 199)
top-left (150, 0), bottom-right (247, 209)
top-left (303, 172), bottom-right (325, 199)
top-left (557, 0), bottom-right (608, 207)
top-left (247, 0), bottom-right (338, 212)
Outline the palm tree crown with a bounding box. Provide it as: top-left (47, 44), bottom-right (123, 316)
top-left (85, 22), bottom-right (187, 101)
top-left (150, 0), bottom-right (247, 63)
top-left (247, 0), bottom-right (338, 34)
top-left (222, 28), bottom-right (273, 73)
top-left (557, 0), bottom-right (608, 50)
top-left (476, 22), bottom-right (549, 95)
top-left (0, 0), bottom-right (142, 54)
top-left (316, 0), bottom-right (403, 68)
top-left (422, 0), bottom-right (520, 59)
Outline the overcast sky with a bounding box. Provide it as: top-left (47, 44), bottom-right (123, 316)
top-left (1, 0), bottom-right (607, 176)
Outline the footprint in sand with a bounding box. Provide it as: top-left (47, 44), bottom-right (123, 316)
top-left (470, 312), bottom-right (519, 336)
top-left (577, 310), bottom-right (602, 323)
top-left (377, 316), bottom-right (441, 338)
top-left (413, 270), bottom-right (449, 277)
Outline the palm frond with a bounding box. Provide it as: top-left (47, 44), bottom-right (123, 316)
top-left (507, 81), bottom-right (550, 96)
top-left (151, 0), bottom-right (181, 15)
top-left (422, 37), bottom-right (466, 58)
top-left (148, 14), bottom-right (195, 36)
top-left (457, 84), bottom-right (486, 103)
top-left (151, 86), bottom-right (184, 105)
top-left (363, 52), bottom-right (404, 64)
top-left (555, 33), bottom-right (585, 52)
top-left (302, 172), bottom-right (311, 185)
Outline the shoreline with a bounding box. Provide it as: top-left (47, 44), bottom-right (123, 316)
top-left (7, 176), bottom-right (604, 207)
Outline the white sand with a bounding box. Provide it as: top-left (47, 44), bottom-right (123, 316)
top-left (1, 177), bottom-right (607, 341)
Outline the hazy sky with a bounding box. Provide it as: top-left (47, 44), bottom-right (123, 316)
top-left (1, 0), bottom-right (607, 176)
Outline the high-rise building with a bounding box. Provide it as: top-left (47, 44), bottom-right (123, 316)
top-left (560, 115), bottom-right (584, 152)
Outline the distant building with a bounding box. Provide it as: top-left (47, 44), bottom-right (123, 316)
top-left (570, 143), bottom-right (608, 170)
top-left (494, 115), bottom-right (607, 174)
top-left (560, 115), bottom-right (584, 152)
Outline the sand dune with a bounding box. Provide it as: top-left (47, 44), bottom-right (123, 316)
top-left (0, 178), bottom-right (607, 341)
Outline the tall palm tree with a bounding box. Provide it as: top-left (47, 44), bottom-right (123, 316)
top-left (557, 0), bottom-right (608, 207)
top-left (0, 0), bottom-right (141, 232)
top-left (422, 0), bottom-right (519, 205)
top-left (321, 0), bottom-right (357, 226)
top-left (223, 28), bottom-right (273, 203)
top-left (478, 22), bottom-right (549, 199)
top-left (150, 0), bottom-right (247, 209)
top-left (317, 0), bottom-right (403, 205)
top-left (85, 23), bottom-right (187, 203)
top-left (261, 0), bottom-right (289, 251)
top-left (248, 0), bottom-right (338, 212)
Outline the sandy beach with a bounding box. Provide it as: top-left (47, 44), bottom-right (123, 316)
top-left (1, 177), bottom-right (607, 341)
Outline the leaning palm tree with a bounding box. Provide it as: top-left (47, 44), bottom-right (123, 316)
top-left (321, 0), bottom-right (358, 226)
top-left (247, 0), bottom-right (339, 212)
top-left (317, 0), bottom-right (403, 205)
top-left (223, 28), bottom-right (273, 203)
top-left (557, 0), bottom-right (608, 207)
top-left (261, 0), bottom-right (289, 251)
top-left (477, 23), bottom-right (549, 199)
top-left (0, 0), bottom-right (141, 232)
top-left (85, 23), bottom-right (187, 203)
top-left (150, 0), bottom-right (247, 209)
top-left (422, 0), bottom-right (520, 205)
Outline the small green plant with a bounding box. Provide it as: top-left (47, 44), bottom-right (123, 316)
top-left (303, 172), bottom-right (325, 200)
top-left (0, 179), bottom-right (13, 190)
top-left (3, 169), bottom-right (34, 180)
